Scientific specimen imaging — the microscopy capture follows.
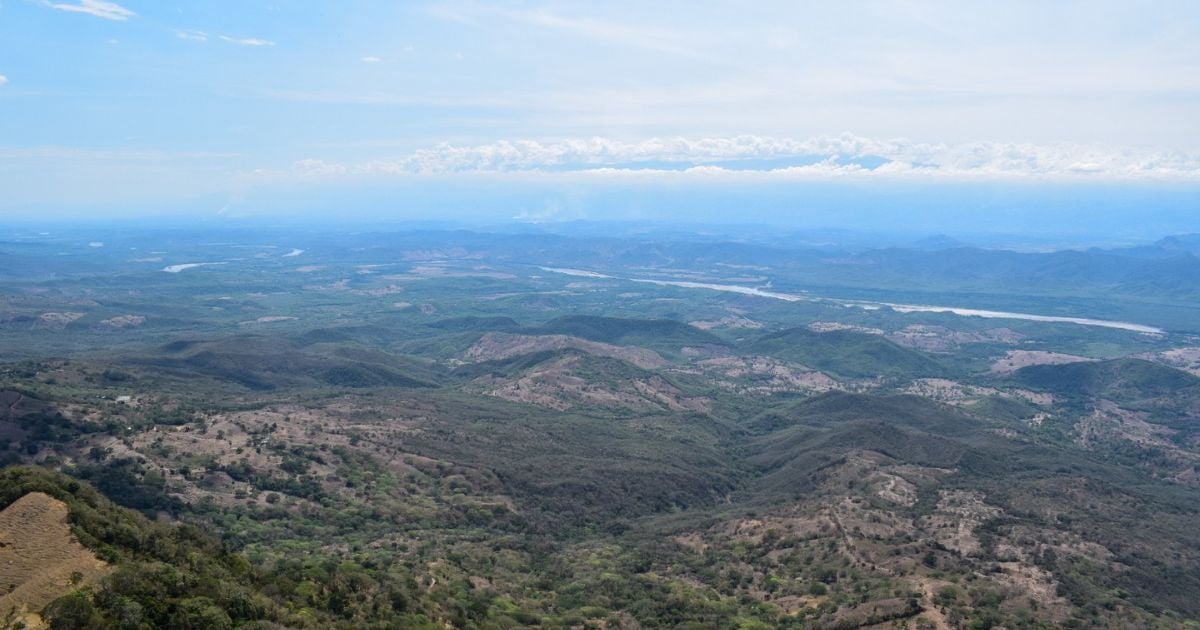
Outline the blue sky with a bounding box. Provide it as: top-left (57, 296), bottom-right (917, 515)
top-left (1, 1), bottom-right (1198, 227)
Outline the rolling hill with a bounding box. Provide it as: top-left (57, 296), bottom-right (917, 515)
top-left (746, 328), bottom-right (948, 379)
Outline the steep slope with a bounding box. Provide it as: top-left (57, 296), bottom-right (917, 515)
top-left (745, 393), bottom-right (980, 492)
top-left (0, 492), bottom-right (109, 628)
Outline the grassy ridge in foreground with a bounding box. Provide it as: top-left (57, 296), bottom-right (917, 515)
top-left (0, 466), bottom-right (441, 629)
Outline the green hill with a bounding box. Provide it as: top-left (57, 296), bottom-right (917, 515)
top-left (746, 328), bottom-right (948, 379)
top-left (1011, 358), bottom-right (1200, 435)
top-left (747, 391), bottom-right (978, 435)
top-left (1011, 358), bottom-right (1200, 400)
top-left (534, 315), bottom-right (727, 351)
top-left (131, 335), bottom-right (441, 391)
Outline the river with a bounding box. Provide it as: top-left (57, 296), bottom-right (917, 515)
top-left (539, 268), bottom-right (1164, 335)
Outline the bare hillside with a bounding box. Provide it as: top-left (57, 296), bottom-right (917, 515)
top-left (0, 492), bottom-right (109, 626)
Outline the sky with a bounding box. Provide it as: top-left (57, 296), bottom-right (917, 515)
top-left (0, 0), bottom-right (1198, 231)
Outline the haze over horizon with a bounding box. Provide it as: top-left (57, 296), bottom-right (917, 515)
top-left (1, 1), bottom-right (1197, 234)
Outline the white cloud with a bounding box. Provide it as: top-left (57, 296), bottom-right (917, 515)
top-left (0, 75), bottom-right (7, 86)
top-left (361, 56), bottom-right (382, 63)
top-left (218, 35), bottom-right (275, 47)
top-left (177, 31), bottom-right (274, 46)
top-left (46, 0), bottom-right (134, 21)
top-left (176, 30), bottom-right (209, 43)
top-left (264, 134), bottom-right (1200, 183)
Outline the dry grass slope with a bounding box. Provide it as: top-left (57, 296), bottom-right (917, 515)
top-left (0, 492), bottom-right (108, 625)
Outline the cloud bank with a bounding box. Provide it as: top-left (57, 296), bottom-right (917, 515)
top-left (268, 134), bottom-right (1200, 183)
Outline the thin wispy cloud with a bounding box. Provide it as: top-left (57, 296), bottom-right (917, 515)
top-left (45, 0), bottom-right (134, 21)
top-left (176, 30), bottom-right (209, 43)
top-left (218, 35), bottom-right (275, 47)
top-left (0, 75), bottom-right (8, 86)
top-left (176, 30), bottom-right (274, 46)
top-left (361, 56), bottom-right (382, 63)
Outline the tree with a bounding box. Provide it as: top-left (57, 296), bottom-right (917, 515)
top-left (169, 597), bottom-right (233, 630)
top-left (43, 592), bottom-right (104, 630)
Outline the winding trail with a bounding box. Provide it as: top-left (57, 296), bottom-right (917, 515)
top-left (2, 391), bottom-right (25, 418)
top-left (828, 500), bottom-right (951, 629)
top-left (913, 578), bottom-right (953, 630)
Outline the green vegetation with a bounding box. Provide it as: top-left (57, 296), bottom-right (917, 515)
top-left (747, 328), bottom-right (949, 379)
top-left (535, 315), bottom-right (728, 348)
top-left (0, 466), bottom-right (439, 628)
top-left (2, 227), bottom-right (1199, 627)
